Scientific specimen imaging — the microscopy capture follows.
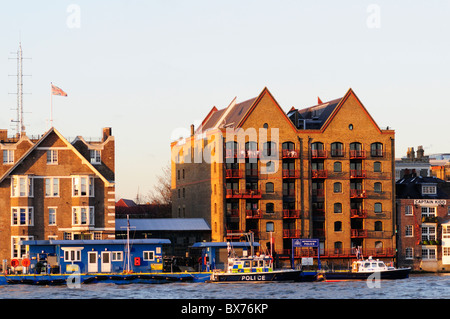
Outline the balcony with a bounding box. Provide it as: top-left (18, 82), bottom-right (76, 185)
top-left (246, 209), bottom-right (263, 219)
top-left (282, 188), bottom-right (296, 197)
top-left (312, 189), bottom-right (325, 198)
top-left (282, 149), bottom-right (300, 159)
top-left (225, 169), bottom-right (243, 179)
top-left (330, 149), bottom-right (345, 157)
top-left (226, 209), bottom-right (239, 218)
top-left (283, 229), bottom-right (300, 238)
top-left (350, 189), bottom-right (367, 198)
top-left (282, 169), bottom-right (300, 179)
top-left (245, 169), bottom-right (259, 179)
top-left (283, 248), bottom-right (395, 259)
top-left (350, 209), bottom-right (367, 218)
top-left (282, 209), bottom-right (301, 218)
top-left (351, 229), bottom-right (368, 238)
top-left (226, 230), bottom-right (243, 239)
top-left (225, 149), bottom-right (261, 159)
top-left (226, 189), bottom-right (262, 199)
top-left (349, 150), bottom-right (366, 159)
top-left (311, 150), bottom-right (327, 159)
top-left (312, 169), bottom-right (328, 179)
top-left (370, 150), bottom-right (384, 158)
top-left (350, 170), bottom-right (366, 179)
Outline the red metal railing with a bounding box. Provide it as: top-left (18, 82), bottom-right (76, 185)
top-left (350, 189), bottom-right (367, 198)
top-left (282, 169), bottom-right (300, 178)
top-left (312, 169), bottom-right (328, 179)
top-left (351, 229), bottom-right (368, 238)
top-left (311, 150), bottom-right (327, 159)
top-left (283, 229), bottom-right (300, 238)
top-left (350, 209), bottom-right (367, 218)
top-left (349, 150), bottom-right (366, 159)
top-left (226, 189), bottom-right (262, 199)
top-left (350, 170), bottom-right (366, 179)
top-left (225, 169), bottom-right (243, 178)
top-left (282, 248), bottom-right (395, 258)
top-left (245, 209), bottom-right (262, 219)
top-left (282, 209), bottom-right (301, 218)
top-left (282, 149), bottom-right (299, 158)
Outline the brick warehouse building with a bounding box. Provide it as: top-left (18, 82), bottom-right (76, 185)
top-left (171, 87), bottom-right (396, 267)
top-left (396, 175), bottom-right (450, 272)
top-left (0, 127), bottom-right (115, 267)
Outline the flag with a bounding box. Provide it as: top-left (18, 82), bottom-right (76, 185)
top-left (51, 84), bottom-right (68, 97)
top-left (317, 97), bottom-right (323, 104)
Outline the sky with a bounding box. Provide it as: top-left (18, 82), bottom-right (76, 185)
top-left (1, 1), bottom-right (449, 201)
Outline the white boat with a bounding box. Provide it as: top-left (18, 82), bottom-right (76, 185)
top-left (210, 232), bottom-right (302, 282)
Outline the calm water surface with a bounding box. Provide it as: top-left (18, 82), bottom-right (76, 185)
top-left (0, 273), bottom-right (448, 299)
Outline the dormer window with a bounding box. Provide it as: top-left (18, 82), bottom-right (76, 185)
top-left (422, 185), bottom-right (437, 195)
top-left (90, 150), bottom-right (101, 165)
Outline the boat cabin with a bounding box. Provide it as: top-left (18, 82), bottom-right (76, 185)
top-left (352, 257), bottom-right (393, 273)
top-left (20, 239), bottom-right (171, 274)
top-left (228, 254), bottom-right (273, 273)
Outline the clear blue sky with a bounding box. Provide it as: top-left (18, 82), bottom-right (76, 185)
top-left (1, 1), bottom-right (449, 200)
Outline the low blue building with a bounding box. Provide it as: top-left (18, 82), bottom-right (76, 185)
top-left (21, 239), bottom-right (171, 274)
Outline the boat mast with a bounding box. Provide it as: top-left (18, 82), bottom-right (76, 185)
top-left (126, 214), bottom-right (131, 272)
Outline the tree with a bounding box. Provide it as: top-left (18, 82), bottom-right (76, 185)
top-left (147, 162), bottom-right (172, 206)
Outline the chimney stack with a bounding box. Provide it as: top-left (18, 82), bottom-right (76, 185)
top-left (190, 124), bottom-right (195, 137)
top-left (102, 127), bottom-right (112, 142)
top-left (407, 147), bottom-right (415, 160)
top-left (417, 145), bottom-right (424, 159)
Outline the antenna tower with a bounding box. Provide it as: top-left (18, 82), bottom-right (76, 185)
top-left (9, 42), bottom-right (31, 136)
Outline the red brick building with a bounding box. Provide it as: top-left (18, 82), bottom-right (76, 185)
top-left (0, 127), bottom-right (115, 267)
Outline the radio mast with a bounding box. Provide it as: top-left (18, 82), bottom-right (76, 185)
top-left (9, 42), bottom-right (30, 136)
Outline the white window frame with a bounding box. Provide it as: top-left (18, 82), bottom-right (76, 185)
top-left (11, 236), bottom-right (33, 259)
top-left (421, 207), bottom-right (436, 217)
top-left (112, 251), bottom-right (123, 261)
top-left (90, 150), bottom-right (101, 164)
top-left (47, 149), bottom-right (58, 164)
top-left (405, 247), bottom-right (414, 260)
top-left (72, 176), bottom-right (94, 197)
top-left (405, 205), bottom-right (413, 216)
top-left (3, 150), bottom-right (14, 164)
top-left (422, 225), bottom-right (436, 241)
top-left (11, 175), bottom-right (33, 197)
top-left (72, 206), bottom-right (95, 226)
top-left (422, 185), bottom-right (437, 195)
top-left (63, 248), bottom-right (83, 262)
top-left (11, 207), bottom-right (34, 226)
top-left (405, 225), bottom-right (413, 237)
top-left (48, 207), bottom-right (57, 226)
top-left (421, 247), bottom-right (437, 260)
top-left (45, 178), bottom-right (60, 197)
top-left (143, 251), bottom-right (155, 261)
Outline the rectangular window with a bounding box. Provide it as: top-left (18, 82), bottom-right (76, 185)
top-left (405, 225), bottom-right (413, 237)
top-left (49, 208), bottom-right (57, 225)
top-left (422, 185), bottom-right (437, 195)
top-left (421, 207), bottom-right (436, 217)
top-left (72, 206), bottom-right (94, 226)
top-left (11, 207), bottom-right (34, 226)
top-left (11, 175), bottom-right (33, 197)
top-left (47, 150), bottom-right (58, 164)
top-left (112, 252), bottom-right (123, 261)
top-left (422, 247), bottom-right (436, 260)
top-left (143, 251), bottom-right (155, 261)
top-left (405, 205), bottom-right (413, 216)
top-left (90, 150), bottom-right (101, 164)
top-left (64, 249), bottom-right (82, 262)
top-left (45, 178), bottom-right (60, 197)
top-left (421, 225), bottom-right (436, 241)
top-left (11, 236), bottom-right (32, 259)
top-left (405, 247), bottom-right (414, 260)
top-left (72, 176), bottom-right (94, 197)
top-left (3, 150), bottom-right (14, 164)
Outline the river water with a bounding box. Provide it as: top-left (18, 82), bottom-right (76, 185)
top-left (0, 273), bottom-right (448, 299)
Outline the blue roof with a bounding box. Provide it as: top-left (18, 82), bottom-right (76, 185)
top-left (192, 242), bottom-right (260, 248)
top-left (22, 239), bottom-right (171, 246)
top-left (115, 218), bottom-right (211, 231)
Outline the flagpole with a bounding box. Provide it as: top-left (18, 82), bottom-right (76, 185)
top-left (50, 82), bottom-right (53, 128)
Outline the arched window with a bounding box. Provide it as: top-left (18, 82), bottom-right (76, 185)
top-left (334, 182), bottom-right (342, 193)
top-left (375, 241), bottom-right (383, 253)
top-left (371, 142), bottom-right (383, 157)
top-left (374, 161), bottom-right (381, 172)
top-left (375, 221), bottom-right (383, 231)
top-left (334, 221), bottom-right (342, 232)
top-left (311, 142), bottom-right (325, 158)
top-left (266, 161), bottom-right (275, 173)
top-left (334, 203), bottom-right (342, 214)
top-left (374, 202), bottom-right (382, 214)
top-left (331, 142), bottom-right (344, 157)
top-left (265, 182), bottom-right (274, 193)
top-left (374, 182), bottom-right (382, 193)
top-left (263, 141), bottom-right (277, 157)
top-left (266, 203), bottom-right (274, 214)
top-left (266, 222), bottom-right (274, 232)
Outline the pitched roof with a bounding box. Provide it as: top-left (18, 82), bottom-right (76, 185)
top-left (396, 175), bottom-right (450, 199)
top-left (0, 127), bottom-right (114, 186)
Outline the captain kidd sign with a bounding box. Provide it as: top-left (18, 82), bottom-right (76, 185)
top-left (414, 199), bottom-right (446, 206)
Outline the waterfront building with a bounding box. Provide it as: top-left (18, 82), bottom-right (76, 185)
top-left (0, 127), bottom-right (115, 268)
top-left (21, 239), bottom-right (169, 274)
top-left (396, 175), bottom-right (450, 271)
top-left (395, 146), bottom-right (431, 181)
top-left (171, 87), bottom-right (396, 267)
